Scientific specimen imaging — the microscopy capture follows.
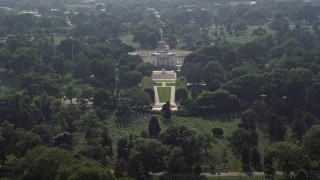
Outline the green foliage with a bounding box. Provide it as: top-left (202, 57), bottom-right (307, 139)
top-left (269, 142), bottom-right (302, 176)
top-left (115, 98), bottom-right (134, 126)
top-left (229, 128), bottom-right (258, 156)
top-left (23, 146), bottom-right (76, 180)
top-left (175, 76), bottom-right (188, 101)
top-left (148, 116), bottom-right (161, 138)
top-left (161, 102), bottom-right (172, 120)
top-left (212, 128), bottom-right (224, 137)
top-left (193, 163), bottom-right (202, 175)
top-left (160, 126), bottom-right (204, 171)
top-left (122, 87), bottom-right (151, 112)
top-left (68, 167), bottom-right (115, 180)
top-left (136, 62), bottom-right (153, 77)
top-left (196, 89), bottom-right (240, 113)
top-left (303, 125), bottom-right (320, 160)
top-left (226, 64), bottom-right (257, 80)
top-left (18, 72), bottom-right (60, 97)
top-left (127, 138), bottom-right (168, 178)
top-left (141, 76), bottom-right (155, 101)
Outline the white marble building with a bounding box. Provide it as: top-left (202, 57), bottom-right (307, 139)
top-left (128, 41), bottom-right (191, 70)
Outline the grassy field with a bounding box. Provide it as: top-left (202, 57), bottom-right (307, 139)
top-left (52, 35), bottom-right (65, 45)
top-left (119, 34), bottom-right (140, 49)
top-left (106, 114), bottom-right (246, 171)
top-left (157, 87), bottom-right (171, 103)
top-left (208, 25), bottom-right (275, 44)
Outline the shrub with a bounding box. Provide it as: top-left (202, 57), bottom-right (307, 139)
top-left (175, 76), bottom-right (188, 101)
top-left (141, 76), bottom-right (154, 101)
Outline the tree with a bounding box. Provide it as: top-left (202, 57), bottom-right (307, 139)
top-left (115, 98), bottom-right (133, 126)
top-left (114, 158), bottom-right (125, 178)
top-left (12, 129), bottom-right (41, 158)
top-left (52, 54), bottom-right (68, 80)
top-left (251, 147), bottom-right (261, 168)
top-left (241, 146), bottom-right (250, 170)
top-left (212, 128), bottom-right (224, 138)
top-left (267, 114), bottom-right (286, 141)
top-left (0, 48), bottom-right (13, 73)
top-left (91, 59), bottom-right (116, 86)
top-left (118, 69), bottom-right (142, 88)
top-left (196, 89), bottom-right (240, 113)
top-left (224, 74), bottom-right (261, 102)
top-left (229, 128), bottom-right (258, 156)
top-left (203, 61), bottom-right (224, 84)
top-left (193, 163), bottom-right (202, 175)
top-left (0, 121), bottom-right (16, 166)
top-left (270, 142), bottom-right (302, 177)
top-left (23, 146), bottom-right (76, 180)
top-left (160, 126), bottom-right (204, 171)
top-left (53, 132), bottom-right (74, 150)
top-left (65, 85), bottom-right (76, 104)
top-left (57, 38), bottom-right (82, 60)
top-left (239, 109), bottom-right (257, 130)
top-left (73, 59), bottom-right (91, 81)
top-left (166, 147), bottom-right (186, 172)
top-left (93, 89), bottom-right (114, 111)
top-left (18, 72), bottom-right (60, 97)
top-left (123, 87), bottom-right (151, 112)
top-left (68, 167), bottom-right (115, 180)
top-left (31, 124), bottom-right (53, 145)
top-left (127, 139), bottom-right (168, 178)
top-left (136, 62), bottom-right (153, 77)
top-left (11, 47), bottom-right (41, 73)
top-left (303, 125), bottom-right (320, 160)
top-left (161, 102), bottom-right (172, 120)
top-left (0, 94), bottom-right (34, 129)
top-left (148, 116), bottom-right (161, 138)
top-left (181, 63), bottom-right (202, 84)
top-left (252, 27), bottom-right (267, 37)
top-left (32, 93), bottom-right (57, 124)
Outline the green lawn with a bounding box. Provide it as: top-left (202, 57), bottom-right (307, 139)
top-left (106, 114), bottom-right (245, 172)
top-left (106, 114), bottom-right (272, 172)
top-left (166, 83), bottom-right (176, 86)
top-left (157, 87), bottom-right (171, 103)
top-left (209, 25), bottom-right (275, 44)
top-left (119, 34), bottom-right (140, 49)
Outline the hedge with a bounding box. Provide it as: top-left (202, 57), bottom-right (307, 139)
top-left (141, 76), bottom-right (155, 101)
top-left (175, 76), bottom-right (188, 101)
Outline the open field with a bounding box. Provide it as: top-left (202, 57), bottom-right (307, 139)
top-left (209, 25), bottom-right (275, 44)
top-left (106, 114), bottom-right (249, 171)
top-left (157, 87), bottom-right (171, 103)
top-left (119, 34), bottom-right (140, 49)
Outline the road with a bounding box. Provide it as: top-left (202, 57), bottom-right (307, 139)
top-left (150, 171), bottom-right (285, 177)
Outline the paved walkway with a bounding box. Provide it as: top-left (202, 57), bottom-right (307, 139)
top-left (151, 71), bottom-right (177, 111)
top-left (150, 171), bottom-right (285, 177)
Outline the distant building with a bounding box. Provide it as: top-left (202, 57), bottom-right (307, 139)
top-left (128, 41), bottom-right (191, 70)
top-left (19, 10), bottom-right (42, 17)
